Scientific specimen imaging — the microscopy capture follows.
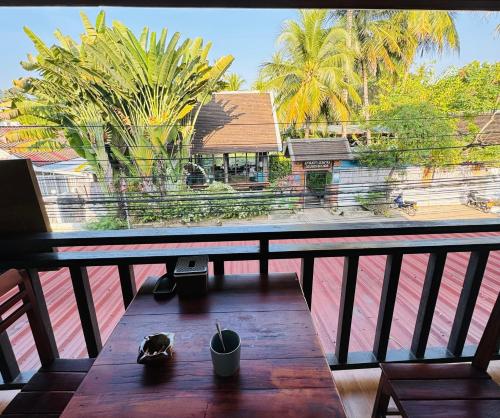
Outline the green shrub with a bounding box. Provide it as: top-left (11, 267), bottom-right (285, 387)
top-left (130, 182), bottom-right (279, 224)
top-left (85, 217), bottom-right (128, 230)
top-left (356, 191), bottom-right (391, 216)
top-left (306, 171), bottom-right (332, 193)
top-left (269, 154), bottom-right (292, 182)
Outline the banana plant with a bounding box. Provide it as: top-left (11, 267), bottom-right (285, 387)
top-left (3, 11), bottom-right (233, 186)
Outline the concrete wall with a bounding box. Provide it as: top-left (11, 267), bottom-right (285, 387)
top-left (334, 165), bottom-right (500, 208)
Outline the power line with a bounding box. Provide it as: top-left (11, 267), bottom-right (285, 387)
top-left (3, 111), bottom-right (496, 128)
top-left (6, 131), bottom-right (500, 152)
top-left (19, 143), bottom-right (500, 165)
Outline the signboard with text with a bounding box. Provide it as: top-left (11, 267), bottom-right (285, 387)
top-left (303, 160), bottom-right (332, 170)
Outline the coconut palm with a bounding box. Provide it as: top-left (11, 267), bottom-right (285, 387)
top-left (223, 73), bottom-right (246, 90)
top-left (336, 11), bottom-right (406, 140)
top-left (395, 11), bottom-right (459, 58)
top-left (333, 10), bottom-right (458, 141)
top-left (259, 10), bottom-right (360, 137)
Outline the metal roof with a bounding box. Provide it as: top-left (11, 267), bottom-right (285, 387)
top-left (284, 138), bottom-right (354, 162)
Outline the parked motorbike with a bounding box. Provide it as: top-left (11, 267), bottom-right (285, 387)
top-left (466, 191), bottom-right (491, 213)
top-left (392, 193), bottom-right (417, 216)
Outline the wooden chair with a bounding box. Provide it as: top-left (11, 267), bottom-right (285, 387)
top-left (372, 291), bottom-right (500, 418)
top-left (0, 269), bottom-right (94, 417)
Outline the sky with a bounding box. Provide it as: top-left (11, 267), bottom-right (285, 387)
top-left (0, 7), bottom-right (499, 90)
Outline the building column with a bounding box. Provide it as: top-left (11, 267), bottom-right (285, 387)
top-left (223, 153), bottom-right (229, 184)
top-left (262, 153), bottom-right (269, 182)
top-left (327, 161), bottom-right (341, 208)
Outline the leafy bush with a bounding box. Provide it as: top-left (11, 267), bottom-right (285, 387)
top-left (306, 171), bottom-right (332, 196)
top-left (131, 182), bottom-right (278, 224)
top-left (356, 191), bottom-right (391, 216)
top-left (361, 103), bottom-right (460, 168)
top-left (85, 217), bottom-right (128, 230)
top-left (269, 154), bottom-right (292, 182)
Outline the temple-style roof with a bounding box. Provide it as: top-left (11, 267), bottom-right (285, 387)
top-left (283, 138), bottom-right (353, 162)
top-left (191, 91), bottom-right (281, 154)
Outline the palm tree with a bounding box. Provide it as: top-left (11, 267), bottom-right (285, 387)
top-left (334, 10), bottom-right (458, 141)
top-left (259, 10), bottom-right (359, 137)
top-left (3, 11), bottom-right (233, 182)
top-left (336, 11), bottom-right (406, 141)
top-left (223, 73), bottom-right (245, 90)
top-left (395, 11), bottom-right (459, 58)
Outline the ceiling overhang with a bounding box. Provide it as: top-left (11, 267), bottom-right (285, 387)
top-left (1, 0), bottom-right (499, 11)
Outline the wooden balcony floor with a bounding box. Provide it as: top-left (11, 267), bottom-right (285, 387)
top-left (5, 232), bottom-right (500, 373)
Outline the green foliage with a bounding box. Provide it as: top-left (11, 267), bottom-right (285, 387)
top-left (3, 11), bottom-right (233, 182)
top-left (432, 61), bottom-right (500, 113)
top-left (131, 182), bottom-right (280, 224)
top-left (306, 171), bottom-right (333, 193)
top-left (259, 10), bottom-right (359, 133)
top-left (366, 61), bottom-right (500, 167)
top-left (269, 153), bottom-right (292, 182)
top-left (372, 62), bottom-right (500, 116)
top-left (356, 191), bottom-right (391, 216)
top-left (85, 217), bottom-right (128, 230)
top-left (361, 103), bottom-right (460, 167)
top-left (222, 73), bottom-right (245, 91)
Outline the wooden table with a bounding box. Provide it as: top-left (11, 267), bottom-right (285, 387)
top-left (61, 273), bottom-right (347, 418)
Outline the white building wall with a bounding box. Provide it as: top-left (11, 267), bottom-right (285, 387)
top-left (335, 165), bottom-right (500, 208)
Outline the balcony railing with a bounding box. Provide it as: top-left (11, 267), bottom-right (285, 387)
top-left (0, 219), bottom-right (499, 386)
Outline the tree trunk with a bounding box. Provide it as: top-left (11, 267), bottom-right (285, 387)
top-left (362, 62), bottom-right (371, 144)
top-left (304, 118), bottom-right (311, 138)
top-left (341, 10), bottom-right (353, 138)
top-left (104, 143), bottom-right (128, 222)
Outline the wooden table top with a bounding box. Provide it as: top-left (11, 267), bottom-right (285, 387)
top-left (61, 273), bottom-right (347, 418)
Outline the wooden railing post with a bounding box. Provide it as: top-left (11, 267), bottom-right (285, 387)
top-left (166, 258), bottom-right (177, 278)
top-left (213, 260), bottom-right (225, 276)
top-left (26, 269), bottom-right (59, 360)
top-left (335, 256), bottom-right (359, 364)
top-left (448, 251), bottom-right (490, 356)
top-left (0, 331), bottom-right (20, 384)
top-left (300, 257), bottom-right (314, 310)
top-left (118, 264), bottom-right (137, 309)
top-left (411, 252), bottom-right (447, 358)
top-left (69, 266), bottom-right (102, 358)
top-left (373, 253), bottom-right (403, 361)
top-left (260, 239), bottom-right (269, 275)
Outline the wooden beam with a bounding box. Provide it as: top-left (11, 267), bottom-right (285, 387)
top-left (373, 253), bottom-right (403, 361)
top-left (2, 236), bottom-right (499, 271)
top-left (0, 331), bottom-right (20, 384)
top-left (411, 252), bottom-right (447, 358)
top-left (260, 239), bottom-right (269, 275)
top-left (3, 219), bottom-right (499, 254)
top-left (1, 0), bottom-right (498, 11)
top-left (335, 256), bottom-right (359, 364)
top-left (69, 266), bottom-right (102, 357)
top-left (447, 251), bottom-right (490, 356)
top-left (300, 257), bottom-right (314, 310)
top-left (117, 264), bottom-right (137, 309)
top-left (25, 269), bottom-right (59, 360)
top-left (213, 260), bottom-right (224, 276)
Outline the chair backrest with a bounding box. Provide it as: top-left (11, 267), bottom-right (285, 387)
top-left (0, 269), bottom-right (55, 366)
top-left (472, 291), bottom-right (500, 372)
